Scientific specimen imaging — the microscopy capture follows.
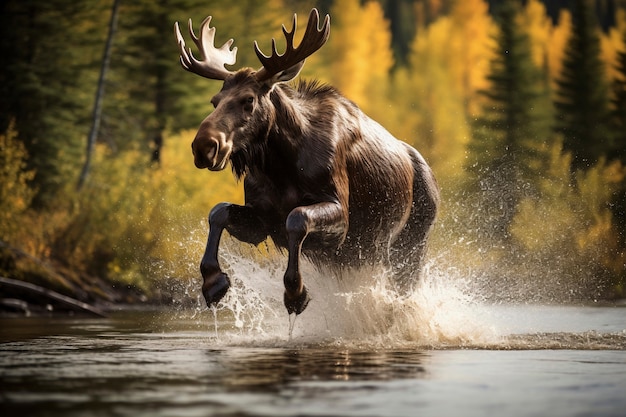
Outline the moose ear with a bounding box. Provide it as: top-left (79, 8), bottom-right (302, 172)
top-left (266, 61), bottom-right (305, 84)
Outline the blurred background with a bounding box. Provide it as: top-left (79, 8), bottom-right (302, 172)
top-left (0, 0), bottom-right (625, 312)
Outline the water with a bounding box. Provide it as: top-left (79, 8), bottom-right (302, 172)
top-left (1, 253), bottom-right (626, 417)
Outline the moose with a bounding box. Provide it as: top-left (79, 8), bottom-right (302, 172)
top-left (174, 9), bottom-right (439, 316)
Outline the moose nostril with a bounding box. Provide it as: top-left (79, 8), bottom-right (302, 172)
top-left (206, 146), bottom-right (216, 162)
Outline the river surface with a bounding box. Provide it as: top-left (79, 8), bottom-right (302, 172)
top-left (1, 265), bottom-right (626, 417)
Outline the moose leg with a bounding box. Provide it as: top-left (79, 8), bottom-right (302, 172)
top-left (283, 202), bottom-right (346, 314)
top-left (389, 147), bottom-right (440, 292)
top-left (200, 202), bottom-right (268, 307)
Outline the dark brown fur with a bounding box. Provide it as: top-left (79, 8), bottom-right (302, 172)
top-left (192, 68), bottom-right (440, 315)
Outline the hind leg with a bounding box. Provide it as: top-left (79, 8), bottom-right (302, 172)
top-left (389, 147), bottom-right (440, 292)
top-left (389, 229), bottom-right (430, 293)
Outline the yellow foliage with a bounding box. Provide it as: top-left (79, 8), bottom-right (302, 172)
top-left (448, 0), bottom-right (496, 113)
top-left (158, 129), bottom-right (244, 211)
top-left (404, 13), bottom-right (476, 183)
top-left (329, 0), bottom-right (394, 108)
top-left (547, 10), bottom-right (572, 88)
top-left (601, 8), bottom-right (626, 82)
top-left (512, 197), bottom-right (578, 251)
top-left (148, 131), bottom-right (244, 280)
top-left (0, 122), bottom-right (36, 242)
top-left (1, 129), bottom-right (246, 292)
top-left (407, 0), bottom-right (495, 118)
top-left (510, 141), bottom-right (626, 276)
top-left (519, 0), bottom-right (554, 69)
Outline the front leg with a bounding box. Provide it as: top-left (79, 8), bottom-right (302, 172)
top-left (200, 202), bottom-right (269, 307)
top-left (283, 201), bottom-right (347, 315)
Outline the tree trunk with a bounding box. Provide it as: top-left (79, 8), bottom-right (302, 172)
top-left (77, 0), bottom-right (120, 190)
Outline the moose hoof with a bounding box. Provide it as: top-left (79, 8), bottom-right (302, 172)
top-left (284, 286), bottom-right (311, 315)
top-left (202, 272), bottom-right (231, 307)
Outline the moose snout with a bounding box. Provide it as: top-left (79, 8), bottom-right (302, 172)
top-left (191, 135), bottom-right (217, 169)
top-left (191, 128), bottom-right (233, 171)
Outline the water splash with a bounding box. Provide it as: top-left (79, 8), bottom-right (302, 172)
top-left (183, 237), bottom-right (503, 348)
top-left (160, 233), bottom-right (625, 350)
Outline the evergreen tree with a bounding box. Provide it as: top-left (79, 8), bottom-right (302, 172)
top-left (380, 0), bottom-right (420, 68)
top-left (610, 25), bottom-right (626, 247)
top-left (553, 0), bottom-right (613, 172)
top-left (612, 25), bottom-right (626, 160)
top-left (105, 0), bottom-right (209, 160)
top-left (86, 0), bottom-right (295, 172)
top-left (0, 0), bottom-right (109, 204)
top-left (467, 0), bottom-right (553, 241)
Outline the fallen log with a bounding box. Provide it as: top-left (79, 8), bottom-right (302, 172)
top-left (0, 276), bottom-right (106, 317)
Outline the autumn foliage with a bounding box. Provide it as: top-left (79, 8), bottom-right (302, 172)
top-left (1, 0), bottom-right (625, 303)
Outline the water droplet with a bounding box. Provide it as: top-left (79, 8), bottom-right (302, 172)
top-left (288, 313), bottom-right (298, 340)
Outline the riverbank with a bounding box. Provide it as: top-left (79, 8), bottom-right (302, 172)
top-left (0, 240), bottom-right (175, 318)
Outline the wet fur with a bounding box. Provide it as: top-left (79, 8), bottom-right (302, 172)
top-left (227, 78), bottom-right (439, 285)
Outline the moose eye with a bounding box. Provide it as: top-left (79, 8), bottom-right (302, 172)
top-left (242, 96), bottom-right (255, 111)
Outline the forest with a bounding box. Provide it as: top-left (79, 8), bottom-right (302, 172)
top-left (1, 0), bottom-right (625, 310)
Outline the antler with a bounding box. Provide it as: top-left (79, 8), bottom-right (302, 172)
top-left (254, 9), bottom-right (330, 81)
top-left (174, 16), bottom-right (238, 80)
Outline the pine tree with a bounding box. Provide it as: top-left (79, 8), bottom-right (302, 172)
top-left (380, 0), bottom-right (420, 68)
top-left (105, 0), bottom-right (201, 160)
top-left (0, 0), bottom-right (110, 204)
top-left (610, 25), bottom-right (626, 247)
top-left (467, 0), bottom-right (553, 242)
top-left (612, 25), bottom-right (626, 160)
top-left (553, 0), bottom-right (613, 172)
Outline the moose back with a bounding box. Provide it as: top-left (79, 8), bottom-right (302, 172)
top-left (175, 9), bottom-right (439, 315)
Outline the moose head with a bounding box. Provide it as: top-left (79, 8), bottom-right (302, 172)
top-left (174, 9), bottom-right (330, 172)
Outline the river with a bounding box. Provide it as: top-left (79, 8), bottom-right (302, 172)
top-left (1, 262), bottom-right (625, 417)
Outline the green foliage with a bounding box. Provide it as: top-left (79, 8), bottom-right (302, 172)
top-left (466, 0), bottom-right (553, 242)
top-left (554, 0), bottom-right (614, 171)
top-left (613, 24), bottom-right (626, 153)
top-left (0, 0), bottom-right (110, 204)
top-left (108, 0), bottom-right (220, 153)
top-left (610, 26), bottom-right (626, 248)
top-left (397, 6), bottom-right (484, 183)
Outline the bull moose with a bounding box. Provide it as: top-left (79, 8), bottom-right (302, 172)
top-left (174, 9), bottom-right (439, 316)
